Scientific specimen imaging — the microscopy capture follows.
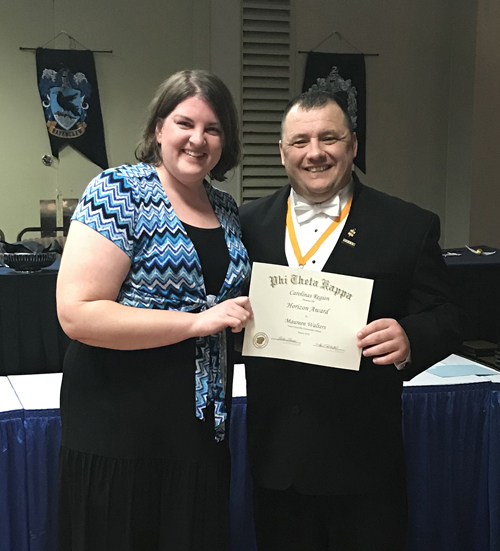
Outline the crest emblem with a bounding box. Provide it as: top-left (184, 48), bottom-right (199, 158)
top-left (50, 87), bottom-right (82, 130)
top-left (309, 66), bottom-right (358, 130)
top-left (39, 68), bottom-right (91, 139)
top-left (253, 332), bottom-right (269, 349)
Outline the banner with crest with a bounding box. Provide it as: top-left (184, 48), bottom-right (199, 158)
top-left (302, 53), bottom-right (366, 173)
top-left (36, 48), bottom-right (108, 169)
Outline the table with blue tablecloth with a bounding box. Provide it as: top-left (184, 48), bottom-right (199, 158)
top-left (1, 356), bottom-right (500, 551)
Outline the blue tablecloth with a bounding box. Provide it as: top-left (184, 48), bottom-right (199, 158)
top-left (1, 384), bottom-right (500, 551)
top-left (0, 408), bottom-right (61, 551)
top-left (0, 409), bottom-right (29, 551)
top-left (402, 382), bottom-right (500, 551)
top-left (24, 409), bottom-right (61, 551)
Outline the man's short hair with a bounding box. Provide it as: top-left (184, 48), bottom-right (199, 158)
top-left (281, 90), bottom-right (354, 136)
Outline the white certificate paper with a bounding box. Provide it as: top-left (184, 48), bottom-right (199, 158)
top-left (243, 262), bottom-right (374, 370)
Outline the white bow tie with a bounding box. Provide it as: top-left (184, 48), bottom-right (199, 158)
top-left (294, 195), bottom-right (341, 224)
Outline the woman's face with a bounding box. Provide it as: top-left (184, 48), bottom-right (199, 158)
top-left (155, 95), bottom-right (223, 188)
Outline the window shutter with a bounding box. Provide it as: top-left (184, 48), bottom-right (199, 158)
top-left (241, 0), bottom-right (291, 202)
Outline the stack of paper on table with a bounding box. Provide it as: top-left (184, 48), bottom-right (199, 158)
top-left (405, 353), bottom-right (500, 386)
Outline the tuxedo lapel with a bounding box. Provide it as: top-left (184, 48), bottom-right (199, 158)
top-left (322, 174), bottom-right (368, 274)
top-left (245, 185), bottom-right (290, 267)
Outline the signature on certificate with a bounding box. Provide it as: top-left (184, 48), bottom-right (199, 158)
top-left (314, 343), bottom-right (344, 353)
top-left (273, 336), bottom-right (300, 345)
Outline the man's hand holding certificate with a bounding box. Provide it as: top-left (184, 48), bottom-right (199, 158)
top-left (243, 262), bottom-right (373, 370)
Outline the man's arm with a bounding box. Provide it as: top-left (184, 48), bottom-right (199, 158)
top-left (357, 213), bottom-right (462, 379)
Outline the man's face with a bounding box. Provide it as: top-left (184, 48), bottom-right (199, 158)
top-left (279, 102), bottom-right (358, 204)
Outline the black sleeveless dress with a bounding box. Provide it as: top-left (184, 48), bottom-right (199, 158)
top-left (58, 224), bottom-right (234, 551)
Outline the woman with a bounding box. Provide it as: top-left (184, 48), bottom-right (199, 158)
top-left (57, 70), bottom-right (252, 551)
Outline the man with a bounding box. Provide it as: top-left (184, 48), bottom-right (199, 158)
top-left (239, 90), bottom-right (462, 551)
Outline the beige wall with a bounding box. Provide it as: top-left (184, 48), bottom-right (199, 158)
top-left (444, 0), bottom-right (478, 247)
top-left (1, 0), bottom-right (498, 248)
top-left (469, 0), bottom-right (500, 248)
top-left (294, 0), bottom-right (481, 247)
top-left (210, 0), bottom-right (243, 203)
top-left (294, 0), bottom-right (498, 248)
top-left (0, 0), bottom-right (210, 241)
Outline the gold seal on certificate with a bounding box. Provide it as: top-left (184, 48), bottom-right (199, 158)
top-left (242, 262), bottom-right (374, 370)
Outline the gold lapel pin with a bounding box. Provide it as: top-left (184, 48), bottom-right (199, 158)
top-left (342, 238), bottom-right (356, 247)
top-left (347, 228), bottom-right (356, 238)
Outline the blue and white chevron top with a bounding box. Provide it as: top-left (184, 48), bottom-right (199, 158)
top-left (72, 162), bottom-right (251, 441)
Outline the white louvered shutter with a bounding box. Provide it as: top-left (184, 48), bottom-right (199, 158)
top-left (241, 0), bottom-right (292, 202)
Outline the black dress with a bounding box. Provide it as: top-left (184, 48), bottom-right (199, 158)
top-left (58, 224), bottom-right (234, 551)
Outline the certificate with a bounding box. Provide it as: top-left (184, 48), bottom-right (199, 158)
top-left (242, 262), bottom-right (374, 370)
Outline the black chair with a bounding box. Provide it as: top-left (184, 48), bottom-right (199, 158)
top-left (16, 227), bottom-right (68, 252)
top-left (17, 226), bottom-right (66, 242)
top-left (0, 228), bottom-right (5, 241)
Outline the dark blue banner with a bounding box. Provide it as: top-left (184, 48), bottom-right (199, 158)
top-left (303, 53), bottom-right (366, 173)
top-left (36, 48), bottom-right (108, 169)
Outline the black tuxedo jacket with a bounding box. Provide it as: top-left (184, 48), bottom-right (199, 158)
top-left (239, 175), bottom-right (462, 495)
